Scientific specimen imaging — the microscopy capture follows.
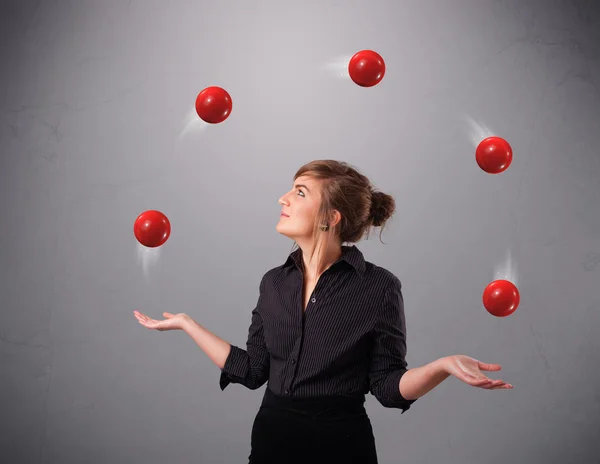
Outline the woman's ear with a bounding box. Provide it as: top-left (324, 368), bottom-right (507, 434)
top-left (330, 210), bottom-right (342, 228)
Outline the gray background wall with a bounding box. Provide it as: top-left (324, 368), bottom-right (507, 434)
top-left (1, 0), bottom-right (599, 463)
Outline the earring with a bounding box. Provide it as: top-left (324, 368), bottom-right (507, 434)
top-left (319, 224), bottom-right (329, 231)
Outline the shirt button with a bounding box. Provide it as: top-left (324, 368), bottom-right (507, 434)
top-left (311, 297), bottom-right (316, 303)
top-left (284, 389), bottom-right (290, 395)
top-left (291, 358), bottom-right (296, 365)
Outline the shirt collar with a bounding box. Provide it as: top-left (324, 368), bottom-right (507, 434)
top-left (283, 245), bottom-right (366, 276)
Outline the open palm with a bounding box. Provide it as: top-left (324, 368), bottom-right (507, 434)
top-left (133, 310), bottom-right (189, 331)
top-left (445, 355), bottom-right (513, 390)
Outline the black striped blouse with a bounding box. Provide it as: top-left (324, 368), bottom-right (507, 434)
top-left (219, 244), bottom-right (417, 414)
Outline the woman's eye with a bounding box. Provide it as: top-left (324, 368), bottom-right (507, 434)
top-left (297, 190), bottom-right (305, 197)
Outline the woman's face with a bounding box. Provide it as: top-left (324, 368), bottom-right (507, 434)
top-left (276, 175), bottom-right (323, 241)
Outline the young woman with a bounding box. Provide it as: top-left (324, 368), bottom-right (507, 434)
top-left (134, 160), bottom-right (513, 463)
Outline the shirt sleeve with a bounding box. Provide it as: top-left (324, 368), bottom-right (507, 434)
top-left (368, 276), bottom-right (417, 413)
top-left (219, 275), bottom-right (270, 391)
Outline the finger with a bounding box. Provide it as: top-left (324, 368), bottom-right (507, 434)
top-left (139, 314), bottom-right (157, 323)
top-left (479, 379), bottom-right (497, 387)
top-left (466, 376), bottom-right (493, 386)
top-left (138, 318), bottom-right (159, 328)
top-left (163, 312), bottom-right (174, 318)
top-left (484, 379), bottom-right (512, 388)
top-left (135, 311), bottom-right (157, 324)
top-left (479, 380), bottom-right (505, 389)
top-left (474, 377), bottom-right (494, 384)
top-left (478, 362), bottom-right (502, 371)
top-left (478, 377), bottom-right (504, 387)
top-left (134, 311), bottom-right (149, 322)
top-left (488, 384), bottom-right (513, 390)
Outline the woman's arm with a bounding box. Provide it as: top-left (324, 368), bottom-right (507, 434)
top-left (181, 317), bottom-right (232, 369)
top-left (400, 355), bottom-right (513, 400)
top-left (135, 275), bottom-right (271, 391)
top-left (398, 357), bottom-right (451, 400)
top-left (182, 304), bottom-right (270, 391)
top-left (195, 276), bottom-right (270, 391)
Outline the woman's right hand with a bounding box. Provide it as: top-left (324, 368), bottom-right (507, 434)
top-left (133, 310), bottom-right (190, 332)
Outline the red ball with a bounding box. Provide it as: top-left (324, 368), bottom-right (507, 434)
top-left (348, 50), bottom-right (386, 87)
top-left (483, 280), bottom-right (520, 317)
top-left (134, 210), bottom-right (171, 248)
top-left (476, 136), bottom-right (513, 174)
top-left (195, 86), bottom-right (232, 124)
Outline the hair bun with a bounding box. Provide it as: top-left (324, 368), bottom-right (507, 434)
top-left (369, 190), bottom-right (395, 227)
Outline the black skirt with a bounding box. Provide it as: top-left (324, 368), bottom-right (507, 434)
top-left (248, 387), bottom-right (378, 464)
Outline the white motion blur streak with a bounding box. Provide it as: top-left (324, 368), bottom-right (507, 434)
top-left (137, 243), bottom-right (161, 280)
top-left (465, 115), bottom-right (494, 149)
top-left (179, 107), bottom-right (208, 139)
top-left (322, 55), bottom-right (353, 80)
top-left (493, 248), bottom-right (519, 287)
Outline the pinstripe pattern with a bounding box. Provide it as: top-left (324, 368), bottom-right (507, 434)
top-left (220, 245), bottom-right (417, 414)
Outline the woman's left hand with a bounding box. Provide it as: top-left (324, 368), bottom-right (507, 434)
top-left (443, 355), bottom-right (513, 390)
